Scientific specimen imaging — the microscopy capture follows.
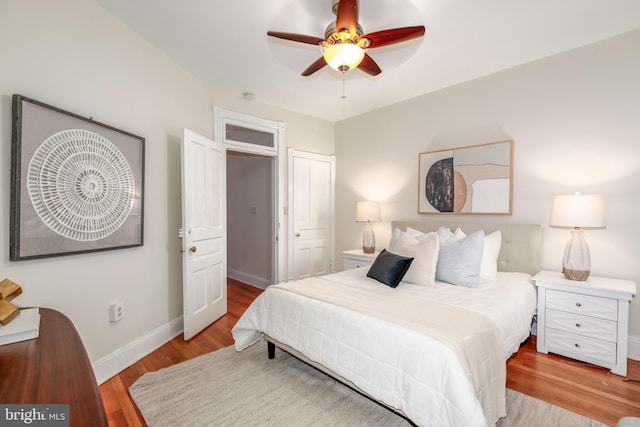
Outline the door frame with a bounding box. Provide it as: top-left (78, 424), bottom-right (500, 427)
top-left (287, 148), bottom-right (336, 280)
top-left (214, 106), bottom-right (285, 284)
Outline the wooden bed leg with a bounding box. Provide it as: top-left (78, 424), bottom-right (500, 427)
top-left (267, 341), bottom-right (275, 359)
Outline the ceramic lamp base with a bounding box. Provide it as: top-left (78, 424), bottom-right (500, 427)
top-left (362, 222), bottom-right (376, 254)
top-left (563, 267), bottom-right (590, 281)
top-left (562, 229), bottom-right (590, 281)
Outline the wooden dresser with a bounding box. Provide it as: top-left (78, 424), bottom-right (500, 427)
top-left (0, 308), bottom-right (107, 426)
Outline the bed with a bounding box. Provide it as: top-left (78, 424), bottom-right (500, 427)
top-left (232, 222), bottom-right (541, 427)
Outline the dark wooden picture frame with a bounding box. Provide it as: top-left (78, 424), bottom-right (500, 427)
top-left (10, 95), bottom-right (145, 260)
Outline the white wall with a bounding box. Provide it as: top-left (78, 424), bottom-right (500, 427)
top-left (335, 30), bottom-right (640, 334)
top-left (0, 0), bottom-right (334, 380)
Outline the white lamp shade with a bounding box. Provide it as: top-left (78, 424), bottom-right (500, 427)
top-left (550, 193), bottom-right (605, 229)
top-left (355, 201), bottom-right (381, 222)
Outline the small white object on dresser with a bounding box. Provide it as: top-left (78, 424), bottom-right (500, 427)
top-left (341, 249), bottom-right (378, 270)
top-left (534, 270), bottom-right (636, 376)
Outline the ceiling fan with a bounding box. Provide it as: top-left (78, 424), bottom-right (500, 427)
top-left (267, 0), bottom-right (425, 76)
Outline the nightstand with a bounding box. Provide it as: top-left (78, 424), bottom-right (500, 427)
top-left (341, 249), bottom-right (379, 270)
top-left (534, 270), bottom-right (636, 376)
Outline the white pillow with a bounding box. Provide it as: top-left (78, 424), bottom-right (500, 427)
top-left (406, 226), bottom-right (425, 238)
top-left (388, 227), bottom-right (402, 252)
top-left (390, 227), bottom-right (435, 252)
top-left (406, 227), bottom-right (438, 242)
top-left (455, 228), bottom-right (502, 280)
top-left (393, 231), bottom-right (439, 287)
top-left (454, 227), bottom-right (466, 240)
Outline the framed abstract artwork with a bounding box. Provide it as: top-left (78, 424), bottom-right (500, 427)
top-left (10, 95), bottom-right (145, 260)
top-left (418, 140), bottom-right (513, 215)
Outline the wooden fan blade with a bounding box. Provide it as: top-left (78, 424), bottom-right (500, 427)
top-left (267, 31), bottom-right (324, 46)
top-left (336, 0), bottom-right (359, 35)
top-left (363, 26), bottom-right (426, 48)
top-left (358, 53), bottom-right (381, 76)
top-left (301, 57), bottom-right (328, 76)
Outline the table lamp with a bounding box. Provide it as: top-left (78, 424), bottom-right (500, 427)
top-left (355, 201), bottom-right (381, 254)
top-left (550, 193), bottom-right (605, 281)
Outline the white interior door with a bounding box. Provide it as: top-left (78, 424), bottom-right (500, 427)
top-left (288, 149), bottom-right (335, 280)
top-left (181, 128), bottom-right (226, 340)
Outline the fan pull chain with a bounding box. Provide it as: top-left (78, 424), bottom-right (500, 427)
top-left (342, 79), bottom-right (347, 99)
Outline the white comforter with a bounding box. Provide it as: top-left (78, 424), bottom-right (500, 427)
top-left (232, 269), bottom-right (537, 427)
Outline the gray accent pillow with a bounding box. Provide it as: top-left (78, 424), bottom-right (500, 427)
top-left (367, 249), bottom-right (414, 288)
top-left (436, 228), bottom-right (484, 287)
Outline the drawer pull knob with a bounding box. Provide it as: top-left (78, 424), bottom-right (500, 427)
top-left (575, 343), bottom-right (581, 348)
top-left (576, 302), bottom-right (582, 307)
top-left (576, 323), bottom-right (582, 328)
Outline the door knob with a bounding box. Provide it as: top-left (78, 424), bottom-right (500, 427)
top-left (295, 232), bottom-right (301, 237)
top-left (189, 246), bottom-right (197, 253)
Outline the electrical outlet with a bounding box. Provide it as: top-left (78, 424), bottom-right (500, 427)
top-left (109, 302), bottom-right (124, 322)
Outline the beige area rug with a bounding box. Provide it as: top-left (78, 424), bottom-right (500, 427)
top-left (129, 343), bottom-right (608, 427)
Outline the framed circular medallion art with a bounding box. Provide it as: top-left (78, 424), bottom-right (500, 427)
top-left (10, 95), bottom-right (145, 260)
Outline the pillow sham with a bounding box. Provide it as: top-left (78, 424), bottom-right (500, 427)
top-left (436, 227), bottom-right (484, 288)
top-left (393, 231), bottom-right (439, 287)
top-left (454, 228), bottom-right (502, 280)
top-left (406, 226), bottom-right (425, 238)
top-left (388, 228), bottom-right (436, 253)
top-left (388, 227), bottom-right (402, 252)
top-left (406, 227), bottom-right (437, 242)
top-left (366, 249), bottom-right (414, 288)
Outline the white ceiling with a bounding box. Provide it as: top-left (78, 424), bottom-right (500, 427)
top-left (96, 0), bottom-right (640, 123)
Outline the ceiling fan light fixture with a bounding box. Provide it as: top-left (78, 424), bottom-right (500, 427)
top-left (322, 41), bottom-right (365, 73)
top-left (267, 0), bottom-right (425, 77)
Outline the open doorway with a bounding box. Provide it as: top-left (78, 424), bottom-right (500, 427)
top-left (215, 106), bottom-right (284, 287)
top-left (226, 151), bottom-right (275, 289)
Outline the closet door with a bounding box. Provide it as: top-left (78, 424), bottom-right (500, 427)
top-left (288, 149), bottom-right (335, 280)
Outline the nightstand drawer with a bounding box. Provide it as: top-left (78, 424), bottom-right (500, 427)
top-left (341, 250), bottom-right (378, 271)
top-left (343, 258), bottom-right (372, 270)
top-left (544, 328), bottom-right (616, 364)
top-left (546, 309), bottom-right (617, 342)
top-left (546, 289), bottom-right (617, 321)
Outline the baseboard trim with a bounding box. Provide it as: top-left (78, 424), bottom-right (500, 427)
top-left (92, 316), bottom-right (183, 385)
top-left (227, 268), bottom-right (271, 289)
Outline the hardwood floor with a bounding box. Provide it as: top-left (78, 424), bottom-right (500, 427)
top-left (99, 278), bottom-right (263, 426)
top-left (100, 278), bottom-right (640, 426)
top-left (507, 336), bottom-right (640, 426)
